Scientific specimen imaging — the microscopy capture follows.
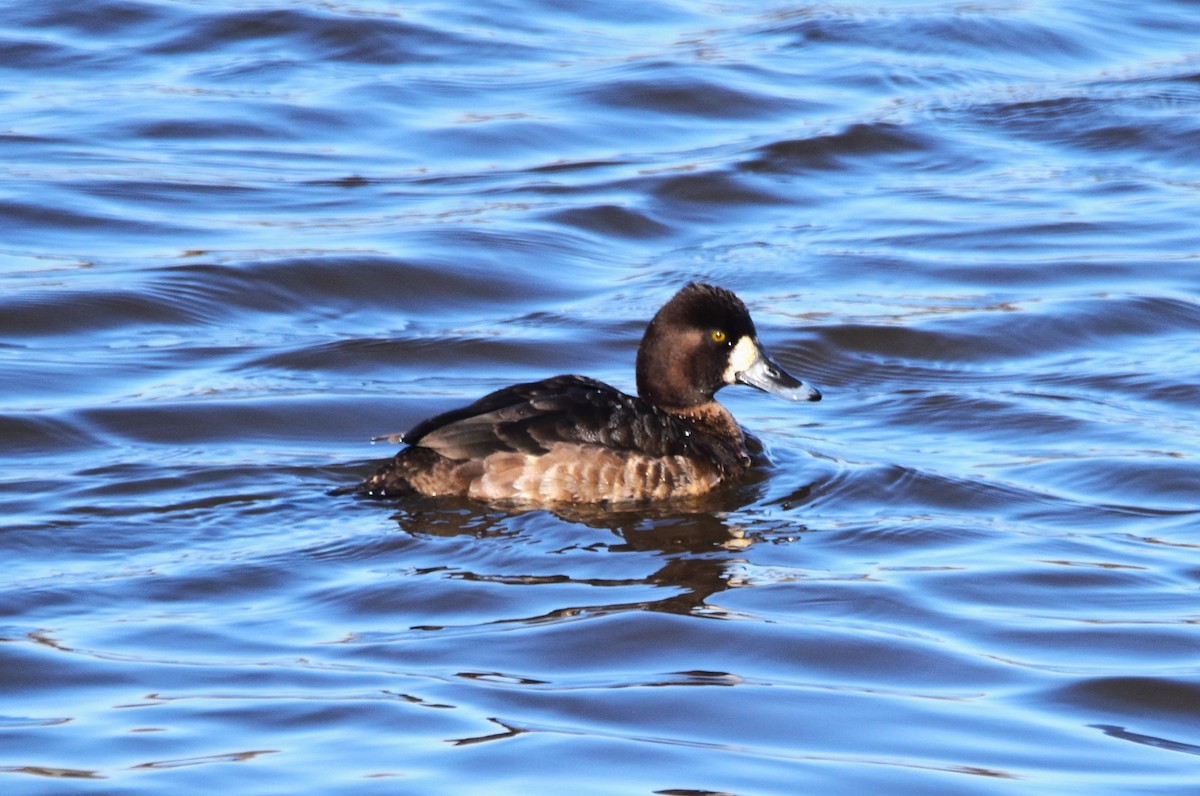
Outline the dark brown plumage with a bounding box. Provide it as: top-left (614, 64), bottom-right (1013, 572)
top-left (340, 283), bottom-right (820, 504)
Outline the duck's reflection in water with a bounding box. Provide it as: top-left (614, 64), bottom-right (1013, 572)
top-left (374, 473), bottom-right (816, 622)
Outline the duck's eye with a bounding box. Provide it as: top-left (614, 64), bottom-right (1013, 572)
top-left (711, 330), bottom-right (727, 343)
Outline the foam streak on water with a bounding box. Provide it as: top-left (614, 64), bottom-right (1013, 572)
top-left (1, 1), bottom-right (1198, 793)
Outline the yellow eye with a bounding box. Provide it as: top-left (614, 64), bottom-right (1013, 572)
top-left (711, 330), bottom-right (726, 343)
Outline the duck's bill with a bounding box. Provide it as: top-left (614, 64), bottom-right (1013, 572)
top-left (736, 343), bottom-right (822, 402)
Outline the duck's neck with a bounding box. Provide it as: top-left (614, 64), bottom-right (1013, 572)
top-left (663, 400), bottom-right (744, 444)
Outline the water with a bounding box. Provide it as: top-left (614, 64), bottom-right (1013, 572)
top-left (3, 0), bottom-right (1199, 792)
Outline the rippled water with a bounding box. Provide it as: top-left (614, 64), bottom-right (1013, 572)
top-left (3, 0), bottom-right (1199, 792)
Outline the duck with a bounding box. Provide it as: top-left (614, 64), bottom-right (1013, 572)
top-left (341, 282), bottom-right (820, 504)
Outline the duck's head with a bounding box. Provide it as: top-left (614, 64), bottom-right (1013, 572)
top-left (635, 282), bottom-right (822, 409)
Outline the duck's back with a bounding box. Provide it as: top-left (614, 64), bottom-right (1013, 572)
top-left (353, 375), bottom-right (749, 503)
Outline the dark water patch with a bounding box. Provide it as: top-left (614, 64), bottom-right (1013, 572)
top-left (1003, 456), bottom-right (1200, 513)
top-left (0, 284), bottom-right (204, 338)
top-left (218, 255), bottom-right (556, 317)
top-left (975, 88), bottom-right (1200, 166)
top-left (10, 0), bottom-right (180, 41)
top-left (745, 122), bottom-right (933, 173)
top-left (0, 413), bottom-right (97, 455)
top-left (0, 197), bottom-right (190, 247)
top-left (411, 228), bottom-right (626, 285)
top-left (77, 178), bottom-right (265, 212)
top-left (892, 391), bottom-right (1090, 439)
top-left (297, 528), bottom-right (426, 567)
top-left (524, 158), bottom-right (635, 177)
top-left (310, 565), bottom-right (659, 629)
top-left (922, 554), bottom-right (1197, 623)
top-left (0, 2), bottom-right (182, 77)
top-left (145, 8), bottom-right (471, 66)
top-left (1051, 677), bottom-right (1200, 733)
top-left (245, 329), bottom-right (588, 381)
top-left (997, 622), bottom-right (1200, 674)
top-left (584, 65), bottom-right (810, 121)
top-left (879, 219), bottom-right (1129, 257)
top-left (1011, 497), bottom-right (1200, 537)
top-left (103, 562), bottom-right (304, 612)
top-left (811, 295), bottom-right (1200, 370)
top-left (651, 170), bottom-right (789, 211)
top-left (124, 118), bottom-right (290, 144)
top-left (767, 6), bottom-right (1097, 67)
top-left (417, 117), bottom-right (595, 167)
top-left (0, 255), bottom-right (561, 340)
top-left (1036, 371), bottom-right (1200, 411)
top-left (0, 632), bottom-right (138, 693)
top-left (542, 204), bottom-right (675, 240)
top-left (62, 459), bottom-right (313, 507)
top-left (806, 463), bottom-right (1046, 518)
top-left (815, 323), bottom-right (983, 366)
top-left (0, 37), bottom-right (103, 73)
top-left (74, 398), bottom-right (386, 448)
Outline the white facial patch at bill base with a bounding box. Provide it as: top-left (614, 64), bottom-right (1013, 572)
top-left (723, 335), bottom-right (758, 384)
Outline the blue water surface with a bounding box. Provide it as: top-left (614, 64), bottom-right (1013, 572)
top-left (2, 0), bottom-right (1199, 793)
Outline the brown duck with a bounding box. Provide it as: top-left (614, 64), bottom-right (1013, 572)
top-left (341, 283), bottom-right (820, 504)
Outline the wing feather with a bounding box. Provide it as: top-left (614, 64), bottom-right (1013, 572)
top-left (406, 375), bottom-right (696, 461)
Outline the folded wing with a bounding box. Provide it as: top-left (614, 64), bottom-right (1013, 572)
top-left (405, 375), bottom-right (695, 461)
